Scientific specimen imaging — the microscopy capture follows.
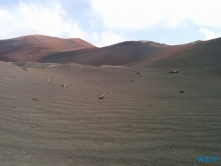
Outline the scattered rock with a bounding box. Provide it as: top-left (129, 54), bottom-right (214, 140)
top-left (61, 84), bottom-right (67, 88)
top-left (170, 70), bottom-right (178, 73)
top-left (22, 67), bottom-right (28, 71)
top-left (32, 98), bottom-right (41, 101)
top-left (99, 95), bottom-right (105, 99)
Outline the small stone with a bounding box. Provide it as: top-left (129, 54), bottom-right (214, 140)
top-left (170, 70), bottom-right (178, 73)
top-left (61, 84), bottom-right (67, 88)
top-left (180, 91), bottom-right (184, 93)
top-left (99, 95), bottom-right (105, 99)
top-left (22, 67), bottom-right (28, 71)
top-left (32, 98), bottom-right (41, 101)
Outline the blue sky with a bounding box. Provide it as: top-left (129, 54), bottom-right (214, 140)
top-left (0, 0), bottom-right (221, 47)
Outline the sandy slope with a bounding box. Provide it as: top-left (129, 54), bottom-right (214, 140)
top-left (40, 38), bottom-right (221, 69)
top-left (0, 61), bottom-right (220, 166)
top-left (1, 35), bottom-right (221, 70)
top-left (41, 37), bottom-right (221, 69)
top-left (40, 41), bottom-right (169, 66)
top-left (134, 38), bottom-right (221, 69)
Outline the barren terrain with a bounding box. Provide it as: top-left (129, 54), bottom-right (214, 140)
top-left (0, 60), bottom-right (220, 165)
top-left (1, 35), bottom-right (221, 165)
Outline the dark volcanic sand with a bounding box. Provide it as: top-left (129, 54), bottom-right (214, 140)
top-left (0, 61), bottom-right (220, 166)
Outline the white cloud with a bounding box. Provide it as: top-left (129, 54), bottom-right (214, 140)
top-left (3, 0), bottom-right (220, 47)
top-left (0, 0), bottom-right (128, 47)
top-left (0, 1), bottom-right (87, 39)
top-left (199, 28), bottom-right (221, 40)
top-left (0, 9), bottom-right (10, 22)
top-left (100, 32), bottom-right (124, 46)
top-left (91, 31), bottom-right (133, 47)
top-left (90, 0), bottom-right (221, 31)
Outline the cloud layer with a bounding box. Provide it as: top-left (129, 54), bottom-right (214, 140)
top-left (0, 0), bottom-right (221, 46)
top-left (90, 0), bottom-right (221, 30)
top-left (199, 28), bottom-right (221, 40)
top-left (0, 1), bottom-right (86, 39)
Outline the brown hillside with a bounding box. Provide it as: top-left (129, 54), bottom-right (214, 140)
top-left (1, 35), bottom-right (221, 69)
top-left (40, 41), bottom-right (170, 66)
top-left (0, 35), bottom-right (97, 62)
top-left (135, 38), bottom-right (221, 69)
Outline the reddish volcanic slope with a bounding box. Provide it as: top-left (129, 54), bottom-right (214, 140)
top-left (0, 35), bottom-right (97, 62)
top-left (40, 41), bottom-right (170, 66)
top-left (134, 38), bottom-right (221, 68)
top-left (1, 35), bottom-right (221, 69)
top-left (40, 37), bottom-right (221, 68)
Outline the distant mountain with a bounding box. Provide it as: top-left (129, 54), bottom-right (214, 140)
top-left (0, 35), bottom-right (97, 62)
top-left (40, 41), bottom-right (170, 66)
top-left (41, 38), bottom-right (221, 68)
top-left (134, 38), bottom-right (221, 68)
top-left (1, 35), bottom-right (221, 69)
